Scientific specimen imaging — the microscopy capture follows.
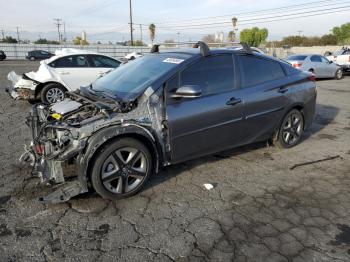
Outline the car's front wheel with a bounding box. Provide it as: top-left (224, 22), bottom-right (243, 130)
top-left (40, 83), bottom-right (66, 104)
top-left (91, 138), bottom-right (153, 200)
top-left (274, 109), bottom-right (304, 148)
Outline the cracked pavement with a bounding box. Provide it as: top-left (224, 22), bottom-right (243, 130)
top-left (0, 60), bottom-right (350, 261)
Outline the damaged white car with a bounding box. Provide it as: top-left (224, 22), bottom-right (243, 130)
top-left (6, 49), bottom-right (122, 104)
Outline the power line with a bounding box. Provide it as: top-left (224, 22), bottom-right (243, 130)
top-left (152, 3), bottom-right (350, 30)
top-left (141, 0), bottom-right (345, 25)
top-left (151, 5), bottom-right (350, 30)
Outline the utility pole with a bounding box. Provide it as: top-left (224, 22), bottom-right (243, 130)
top-left (63, 21), bottom-right (67, 43)
top-left (177, 32), bottom-right (180, 47)
top-left (16, 27), bottom-right (20, 43)
top-left (1, 29), bottom-right (5, 41)
top-left (129, 0), bottom-right (134, 46)
top-left (298, 30), bottom-right (303, 36)
top-left (139, 24), bottom-right (143, 44)
top-left (53, 18), bottom-right (62, 43)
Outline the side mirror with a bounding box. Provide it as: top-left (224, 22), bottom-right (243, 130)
top-left (171, 85), bottom-right (202, 99)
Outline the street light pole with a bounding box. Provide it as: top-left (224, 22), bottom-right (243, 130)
top-left (129, 0), bottom-right (134, 46)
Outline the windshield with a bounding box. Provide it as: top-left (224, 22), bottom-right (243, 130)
top-left (287, 55), bottom-right (307, 61)
top-left (92, 54), bottom-right (186, 100)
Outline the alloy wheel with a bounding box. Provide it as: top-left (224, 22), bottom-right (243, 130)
top-left (282, 113), bottom-right (303, 145)
top-left (45, 87), bottom-right (65, 104)
top-left (101, 147), bottom-right (148, 194)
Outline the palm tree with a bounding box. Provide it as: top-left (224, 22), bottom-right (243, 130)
top-left (149, 23), bottom-right (156, 45)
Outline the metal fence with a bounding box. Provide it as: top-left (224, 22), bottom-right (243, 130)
top-left (0, 43), bottom-right (152, 60)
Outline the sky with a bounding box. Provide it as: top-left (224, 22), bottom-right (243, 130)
top-left (0, 0), bottom-right (349, 43)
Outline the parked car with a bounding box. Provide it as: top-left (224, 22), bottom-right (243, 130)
top-left (0, 50), bottom-right (6, 61)
top-left (325, 47), bottom-right (350, 71)
top-left (7, 49), bottom-right (122, 104)
top-left (124, 51), bottom-right (143, 60)
top-left (286, 54), bottom-right (343, 79)
top-left (25, 50), bottom-right (54, 61)
top-left (19, 42), bottom-right (316, 203)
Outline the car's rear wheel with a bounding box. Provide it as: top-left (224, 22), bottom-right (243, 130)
top-left (334, 69), bottom-right (343, 80)
top-left (91, 138), bottom-right (153, 200)
top-left (274, 109), bottom-right (304, 148)
top-left (40, 83), bottom-right (66, 104)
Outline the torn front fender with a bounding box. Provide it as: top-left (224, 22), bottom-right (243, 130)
top-left (76, 123), bottom-right (161, 190)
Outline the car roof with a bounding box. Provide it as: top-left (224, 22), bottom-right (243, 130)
top-left (159, 47), bottom-right (277, 62)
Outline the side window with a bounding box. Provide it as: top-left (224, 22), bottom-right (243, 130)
top-left (310, 55), bottom-right (322, 62)
top-left (90, 55), bottom-right (121, 68)
top-left (179, 55), bottom-right (235, 96)
top-left (49, 55), bottom-right (88, 68)
top-left (239, 55), bottom-right (285, 87)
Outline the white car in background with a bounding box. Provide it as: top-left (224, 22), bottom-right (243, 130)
top-left (124, 51), bottom-right (143, 60)
top-left (7, 49), bottom-right (122, 104)
top-left (325, 47), bottom-right (350, 71)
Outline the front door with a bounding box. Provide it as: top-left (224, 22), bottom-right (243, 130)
top-left (166, 54), bottom-right (246, 163)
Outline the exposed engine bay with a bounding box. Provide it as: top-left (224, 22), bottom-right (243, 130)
top-left (21, 87), bottom-right (166, 203)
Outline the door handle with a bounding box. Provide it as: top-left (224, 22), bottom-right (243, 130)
top-left (226, 97), bottom-right (242, 106)
top-left (60, 71), bottom-right (70, 75)
top-left (278, 86), bottom-right (289, 93)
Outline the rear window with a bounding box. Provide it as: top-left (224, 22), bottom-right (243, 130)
top-left (287, 55), bottom-right (307, 61)
top-left (238, 55), bottom-right (286, 88)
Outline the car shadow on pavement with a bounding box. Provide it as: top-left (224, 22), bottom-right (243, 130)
top-left (69, 103), bottom-right (339, 201)
top-left (143, 103), bottom-right (340, 193)
top-left (302, 103), bottom-right (339, 141)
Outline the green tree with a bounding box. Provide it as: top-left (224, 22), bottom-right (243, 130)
top-left (34, 38), bottom-right (59, 45)
top-left (149, 23), bottom-right (156, 44)
top-left (134, 40), bottom-right (146, 46)
top-left (332, 23), bottom-right (350, 44)
top-left (73, 36), bottom-right (89, 45)
top-left (239, 27), bottom-right (268, 47)
top-left (2, 36), bottom-right (18, 43)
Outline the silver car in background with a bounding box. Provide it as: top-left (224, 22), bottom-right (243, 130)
top-left (286, 54), bottom-right (343, 80)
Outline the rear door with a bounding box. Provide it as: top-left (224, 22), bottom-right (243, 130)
top-left (310, 55), bottom-right (324, 77)
top-left (166, 54), bottom-right (246, 163)
top-left (236, 54), bottom-right (289, 143)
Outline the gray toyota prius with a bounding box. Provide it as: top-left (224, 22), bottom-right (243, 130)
top-left (21, 42), bottom-right (317, 203)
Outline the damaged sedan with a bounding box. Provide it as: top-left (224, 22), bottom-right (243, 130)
top-left (20, 42), bottom-right (317, 203)
top-left (6, 49), bottom-right (122, 104)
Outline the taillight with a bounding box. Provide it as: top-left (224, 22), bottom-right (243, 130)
top-left (293, 63), bottom-right (302, 68)
top-left (35, 144), bottom-right (45, 155)
top-left (308, 75), bottom-right (316, 82)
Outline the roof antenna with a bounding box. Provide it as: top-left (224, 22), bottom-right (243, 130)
top-left (150, 44), bottom-right (160, 53)
top-left (193, 41), bottom-right (210, 57)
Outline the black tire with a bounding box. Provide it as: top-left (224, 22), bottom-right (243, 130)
top-left (40, 83), bottom-right (66, 104)
top-left (91, 138), bottom-right (153, 200)
top-left (129, 56), bottom-right (135, 60)
top-left (334, 69), bottom-right (343, 80)
top-left (274, 109), bottom-right (304, 148)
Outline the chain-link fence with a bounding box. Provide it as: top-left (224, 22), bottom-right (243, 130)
top-left (0, 43), bottom-right (152, 60)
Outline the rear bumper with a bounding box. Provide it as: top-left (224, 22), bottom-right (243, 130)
top-left (6, 71), bottom-right (37, 100)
